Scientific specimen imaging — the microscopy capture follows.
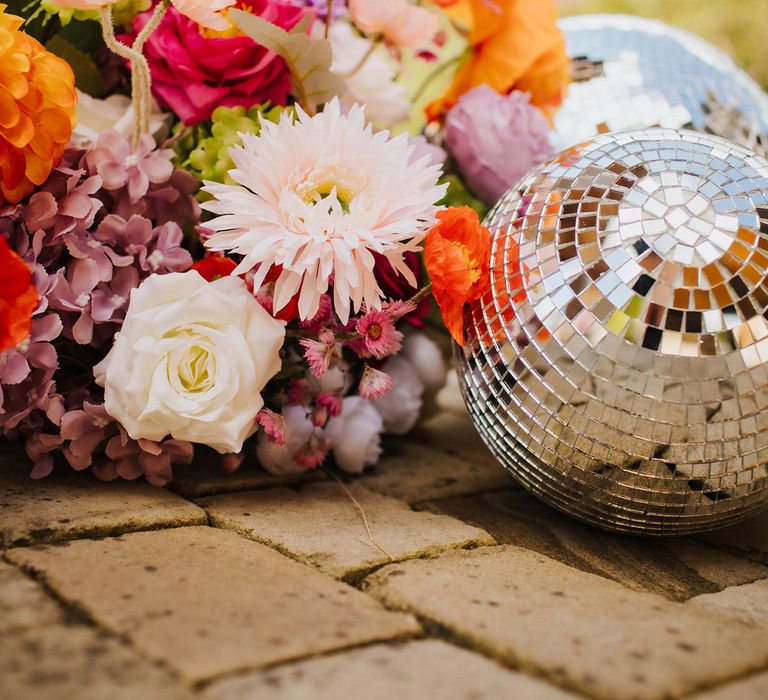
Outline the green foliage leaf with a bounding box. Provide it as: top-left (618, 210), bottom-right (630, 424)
top-left (5, 0), bottom-right (30, 16)
top-left (438, 175), bottom-right (490, 220)
top-left (58, 18), bottom-right (105, 55)
top-left (6, 0), bottom-right (60, 44)
top-left (46, 34), bottom-right (106, 98)
top-left (230, 9), bottom-right (345, 110)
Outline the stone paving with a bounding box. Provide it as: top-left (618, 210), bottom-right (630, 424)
top-left (3, 374), bottom-right (768, 699)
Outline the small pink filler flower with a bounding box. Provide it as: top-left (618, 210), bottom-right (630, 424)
top-left (349, 301), bottom-right (415, 359)
top-left (359, 364), bottom-right (392, 400)
top-left (299, 328), bottom-right (339, 378)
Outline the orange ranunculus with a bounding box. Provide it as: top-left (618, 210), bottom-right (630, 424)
top-left (424, 206), bottom-right (491, 345)
top-left (0, 236), bottom-right (38, 352)
top-left (427, 0), bottom-right (570, 121)
top-left (0, 5), bottom-right (77, 205)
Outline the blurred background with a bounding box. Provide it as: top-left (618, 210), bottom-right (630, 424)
top-left (559, 0), bottom-right (768, 89)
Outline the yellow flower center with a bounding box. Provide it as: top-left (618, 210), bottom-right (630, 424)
top-left (164, 327), bottom-right (219, 395)
top-left (455, 242), bottom-right (482, 285)
top-left (199, 2), bottom-right (253, 39)
top-left (368, 324), bottom-right (382, 340)
top-left (175, 344), bottom-right (215, 393)
top-left (305, 182), bottom-right (353, 214)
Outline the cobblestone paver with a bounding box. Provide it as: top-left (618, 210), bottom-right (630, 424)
top-left (691, 671), bottom-right (768, 700)
top-left (688, 579), bottom-right (768, 626)
top-left (0, 560), bottom-right (63, 633)
top-left (200, 482), bottom-right (495, 580)
top-left (0, 625), bottom-right (194, 700)
top-left (699, 510), bottom-right (768, 565)
top-left (364, 546), bottom-right (768, 700)
top-left (8, 527), bottom-right (418, 683)
top-left (0, 461), bottom-right (206, 548)
top-left (359, 439), bottom-right (516, 503)
top-left (2, 388), bottom-right (768, 699)
top-left (423, 490), bottom-right (768, 600)
top-left (413, 410), bottom-right (500, 468)
top-left (203, 640), bottom-right (577, 700)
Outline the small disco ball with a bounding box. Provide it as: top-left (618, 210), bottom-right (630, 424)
top-left (456, 128), bottom-right (768, 534)
top-left (554, 15), bottom-right (768, 154)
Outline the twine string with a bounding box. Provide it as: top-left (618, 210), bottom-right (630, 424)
top-left (324, 468), bottom-right (396, 561)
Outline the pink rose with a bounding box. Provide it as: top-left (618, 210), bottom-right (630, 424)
top-left (445, 86), bottom-right (554, 204)
top-left (123, 2), bottom-right (308, 125)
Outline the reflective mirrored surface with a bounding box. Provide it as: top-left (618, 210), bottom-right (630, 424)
top-left (456, 129), bottom-right (768, 533)
top-left (554, 15), bottom-right (768, 155)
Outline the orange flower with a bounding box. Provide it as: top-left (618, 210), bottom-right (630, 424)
top-left (0, 5), bottom-right (77, 205)
top-left (427, 0), bottom-right (570, 121)
top-left (192, 255), bottom-right (238, 281)
top-left (0, 236), bottom-right (38, 352)
top-left (424, 206), bottom-right (491, 345)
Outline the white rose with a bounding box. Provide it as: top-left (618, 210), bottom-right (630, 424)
top-left (72, 91), bottom-right (169, 147)
top-left (325, 397), bottom-right (384, 474)
top-left (255, 405), bottom-right (315, 475)
top-left (95, 271), bottom-right (285, 453)
top-left (371, 356), bottom-right (424, 434)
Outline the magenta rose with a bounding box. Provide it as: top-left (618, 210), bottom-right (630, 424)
top-left (124, 2), bottom-right (308, 125)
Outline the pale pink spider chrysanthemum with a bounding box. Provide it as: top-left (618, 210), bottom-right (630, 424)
top-left (201, 99), bottom-right (446, 324)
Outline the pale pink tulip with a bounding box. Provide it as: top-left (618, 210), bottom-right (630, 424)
top-left (349, 0), bottom-right (437, 48)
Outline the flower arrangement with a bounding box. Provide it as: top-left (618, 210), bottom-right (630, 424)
top-left (0, 0), bottom-right (569, 484)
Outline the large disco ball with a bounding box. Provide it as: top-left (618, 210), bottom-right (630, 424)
top-left (554, 15), bottom-right (768, 153)
top-left (456, 128), bottom-right (768, 534)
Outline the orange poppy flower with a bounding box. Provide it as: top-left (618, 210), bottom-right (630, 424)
top-left (0, 236), bottom-right (38, 352)
top-left (427, 0), bottom-right (570, 122)
top-left (192, 255), bottom-right (238, 281)
top-left (424, 206), bottom-right (492, 345)
top-left (0, 5), bottom-right (77, 205)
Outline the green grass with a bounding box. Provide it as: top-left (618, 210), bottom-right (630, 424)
top-left (560, 0), bottom-right (768, 89)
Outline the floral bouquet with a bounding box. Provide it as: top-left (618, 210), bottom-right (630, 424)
top-left (0, 0), bottom-right (569, 484)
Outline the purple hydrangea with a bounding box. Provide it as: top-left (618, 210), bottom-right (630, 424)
top-left (444, 86), bottom-right (554, 204)
top-left (1, 134), bottom-right (200, 485)
top-left (86, 131), bottom-right (175, 204)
